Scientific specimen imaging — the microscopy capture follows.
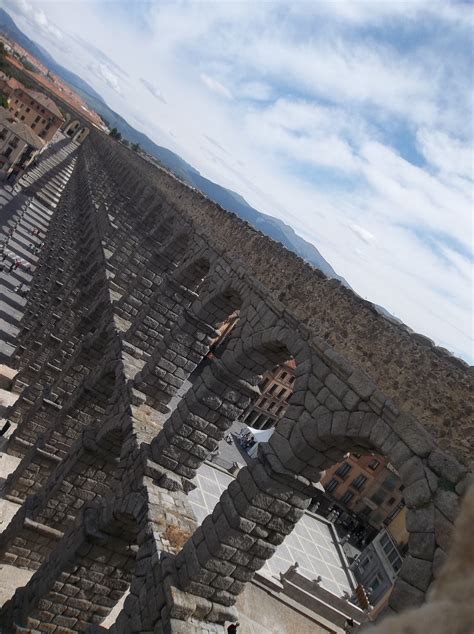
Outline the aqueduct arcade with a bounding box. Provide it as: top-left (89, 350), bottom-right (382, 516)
top-left (0, 130), bottom-right (472, 633)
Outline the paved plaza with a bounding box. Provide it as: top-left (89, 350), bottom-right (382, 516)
top-left (188, 462), bottom-right (355, 598)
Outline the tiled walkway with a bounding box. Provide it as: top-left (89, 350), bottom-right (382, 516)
top-left (188, 462), bottom-right (355, 598)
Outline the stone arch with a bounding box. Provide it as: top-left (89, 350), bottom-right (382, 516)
top-left (255, 345), bottom-right (466, 615)
top-left (159, 332), bottom-right (466, 621)
top-left (148, 322), bottom-right (311, 489)
top-left (134, 276), bottom-right (245, 412)
top-left (172, 253), bottom-right (212, 294)
top-left (0, 495), bottom-right (144, 631)
top-left (73, 126), bottom-right (89, 143)
top-left (115, 229), bottom-right (192, 321)
top-left (64, 119), bottom-right (81, 137)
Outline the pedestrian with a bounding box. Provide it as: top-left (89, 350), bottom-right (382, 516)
top-left (15, 282), bottom-right (24, 293)
top-left (14, 258), bottom-right (21, 270)
top-left (227, 623), bottom-right (239, 634)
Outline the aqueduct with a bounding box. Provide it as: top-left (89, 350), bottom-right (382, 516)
top-left (0, 130), bottom-right (472, 632)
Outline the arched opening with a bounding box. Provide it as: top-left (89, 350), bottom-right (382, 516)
top-left (148, 322), bottom-right (305, 488)
top-left (169, 340), bottom-right (465, 625)
top-left (115, 230), bottom-right (190, 320)
top-left (73, 127), bottom-right (89, 143)
top-left (134, 281), bottom-right (243, 415)
top-left (64, 119), bottom-right (80, 138)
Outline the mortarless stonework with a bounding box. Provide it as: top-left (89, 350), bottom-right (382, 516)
top-left (0, 132), bottom-right (472, 633)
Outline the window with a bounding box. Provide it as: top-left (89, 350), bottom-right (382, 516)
top-left (268, 402), bottom-right (275, 412)
top-left (31, 123), bottom-right (36, 129)
top-left (388, 497), bottom-right (396, 506)
top-left (26, 107), bottom-right (30, 113)
top-left (380, 533), bottom-right (393, 554)
top-left (280, 371), bottom-right (287, 380)
top-left (371, 490), bottom-right (386, 505)
top-left (34, 115), bottom-right (40, 123)
top-left (9, 136), bottom-right (18, 148)
top-left (0, 127), bottom-right (7, 140)
top-left (289, 376), bottom-right (295, 384)
top-left (41, 108), bottom-right (45, 113)
top-left (277, 387), bottom-right (286, 398)
top-left (326, 478), bottom-right (340, 493)
top-left (383, 474), bottom-right (398, 491)
top-left (4, 146), bottom-right (13, 157)
top-left (336, 462), bottom-right (352, 479)
top-left (370, 575), bottom-right (382, 591)
top-left (340, 491), bottom-right (354, 505)
top-left (368, 458), bottom-right (380, 471)
top-left (268, 384), bottom-right (277, 394)
top-left (20, 115), bottom-right (25, 121)
top-left (351, 474), bottom-right (368, 490)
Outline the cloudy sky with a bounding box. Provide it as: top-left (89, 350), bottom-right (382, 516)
top-left (3, 0), bottom-right (473, 362)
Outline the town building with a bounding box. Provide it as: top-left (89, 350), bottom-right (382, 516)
top-left (352, 527), bottom-right (404, 612)
top-left (241, 359), bottom-right (296, 429)
top-left (321, 454), bottom-right (405, 531)
top-left (0, 75), bottom-right (64, 143)
top-left (0, 107), bottom-right (44, 178)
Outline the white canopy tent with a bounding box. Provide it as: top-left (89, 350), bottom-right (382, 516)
top-left (243, 425), bottom-right (275, 458)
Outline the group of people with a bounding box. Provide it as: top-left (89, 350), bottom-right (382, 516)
top-left (238, 428), bottom-right (256, 452)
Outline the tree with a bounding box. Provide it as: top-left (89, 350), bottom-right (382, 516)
top-left (109, 127), bottom-right (122, 141)
top-left (131, 142), bottom-right (141, 153)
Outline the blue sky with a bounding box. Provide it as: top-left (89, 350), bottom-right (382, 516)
top-left (3, 0), bottom-right (473, 362)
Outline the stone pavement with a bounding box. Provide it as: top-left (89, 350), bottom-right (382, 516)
top-left (0, 139), bottom-right (78, 364)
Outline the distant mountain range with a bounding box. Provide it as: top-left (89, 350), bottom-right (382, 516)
top-left (0, 8), bottom-right (346, 283)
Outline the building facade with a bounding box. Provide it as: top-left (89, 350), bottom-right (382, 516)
top-left (352, 528), bottom-right (404, 609)
top-left (242, 359), bottom-right (296, 429)
top-left (321, 454), bottom-right (405, 531)
top-left (0, 76), bottom-right (64, 144)
top-left (0, 107), bottom-right (44, 177)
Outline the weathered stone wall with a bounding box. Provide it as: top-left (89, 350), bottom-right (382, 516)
top-left (90, 133), bottom-right (473, 466)
top-left (0, 134), bottom-right (472, 634)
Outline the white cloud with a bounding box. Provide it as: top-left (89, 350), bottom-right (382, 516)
top-left (88, 63), bottom-right (121, 94)
top-left (5, 0), bottom-right (472, 362)
top-left (417, 128), bottom-right (473, 180)
top-left (4, 0), bottom-right (63, 41)
top-left (200, 73), bottom-right (232, 99)
top-left (238, 81), bottom-right (272, 101)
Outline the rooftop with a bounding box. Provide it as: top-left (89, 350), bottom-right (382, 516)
top-left (0, 107), bottom-right (45, 150)
top-left (25, 89), bottom-right (64, 120)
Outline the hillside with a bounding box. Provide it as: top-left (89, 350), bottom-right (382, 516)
top-left (0, 8), bottom-right (105, 104)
